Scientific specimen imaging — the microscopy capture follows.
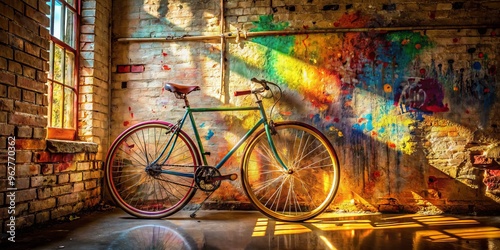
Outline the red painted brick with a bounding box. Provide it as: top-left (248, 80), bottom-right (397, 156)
top-left (54, 162), bottom-right (76, 172)
top-left (15, 139), bottom-right (46, 150)
top-left (34, 151), bottom-right (51, 162)
top-left (117, 65), bottom-right (130, 73)
top-left (131, 64), bottom-right (145, 73)
top-left (41, 164), bottom-right (53, 175)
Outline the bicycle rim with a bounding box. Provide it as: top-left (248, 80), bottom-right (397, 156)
top-left (241, 121), bottom-right (340, 222)
top-left (105, 121), bottom-right (200, 218)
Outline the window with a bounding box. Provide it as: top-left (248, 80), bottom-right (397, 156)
top-left (46, 0), bottom-right (79, 140)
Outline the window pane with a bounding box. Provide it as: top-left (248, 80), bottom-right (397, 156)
top-left (52, 83), bottom-right (63, 128)
top-left (53, 44), bottom-right (64, 82)
top-left (53, 0), bottom-right (63, 40)
top-left (66, 0), bottom-right (76, 8)
top-left (48, 41), bottom-right (54, 79)
top-left (63, 87), bottom-right (75, 128)
top-left (46, 1), bottom-right (51, 29)
top-left (65, 51), bottom-right (75, 86)
top-left (65, 8), bottom-right (75, 47)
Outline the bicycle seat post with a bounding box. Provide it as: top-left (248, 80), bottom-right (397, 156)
top-left (182, 95), bottom-right (190, 108)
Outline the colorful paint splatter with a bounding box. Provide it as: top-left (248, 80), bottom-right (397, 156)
top-left (227, 13), bottom-right (497, 155)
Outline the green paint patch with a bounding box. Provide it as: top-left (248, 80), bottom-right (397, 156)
top-left (250, 15), bottom-right (295, 54)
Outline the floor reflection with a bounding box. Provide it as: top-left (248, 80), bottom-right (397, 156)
top-left (108, 224), bottom-right (197, 250)
top-left (247, 213), bottom-right (500, 250)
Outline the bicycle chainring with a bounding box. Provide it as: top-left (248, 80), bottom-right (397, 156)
top-left (194, 166), bottom-right (221, 192)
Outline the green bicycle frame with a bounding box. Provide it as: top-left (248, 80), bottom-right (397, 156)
top-left (157, 98), bottom-right (288, 177)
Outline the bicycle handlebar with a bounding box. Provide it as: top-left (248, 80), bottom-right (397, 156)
top-left (233, 78), bottom-right (272, 97)
top-left (234, 90), bottom-right (252, 96)
top-left (251, 78), bottom-right (271, 90)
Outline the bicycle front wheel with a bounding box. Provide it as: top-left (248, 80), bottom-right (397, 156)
top-left (241, 121), bottom-right (340, 222)
top-left (105, 121), bottom-right (201, 218)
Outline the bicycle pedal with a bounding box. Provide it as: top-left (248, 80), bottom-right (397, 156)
top-left (229, 173), bottom-right (238, 181)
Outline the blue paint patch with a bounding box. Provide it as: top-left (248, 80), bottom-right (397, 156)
top-left (312, 114), bottom-right (322, 124)
top-left (473, 61), bottom-right (481, 70)
top-left (200, 122), bottom-right (206, 128)
top-left (205, 130), bottom-right (214, 140)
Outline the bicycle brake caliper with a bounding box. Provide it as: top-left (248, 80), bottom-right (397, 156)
top-left (269, 120), bottom-right (278, 135)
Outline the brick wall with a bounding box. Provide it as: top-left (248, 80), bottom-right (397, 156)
top-left (79, 0), bottom-right (111, 159)
top-left (111, 0), bottom-right (500, 213)
top-left (0, 0), bottom-right (111, 235)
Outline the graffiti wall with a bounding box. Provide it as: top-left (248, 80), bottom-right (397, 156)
top-left (112, 0), bottom-right (500, 213)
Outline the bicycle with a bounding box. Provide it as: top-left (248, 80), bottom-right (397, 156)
top-left (104, 78), bottom-right (340, 222)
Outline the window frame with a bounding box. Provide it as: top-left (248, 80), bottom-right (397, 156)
top-left (46, 0), bottom-right (80, 140)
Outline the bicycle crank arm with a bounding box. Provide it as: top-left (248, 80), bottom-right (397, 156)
top-left (211, 173), bottom-right (238, 182)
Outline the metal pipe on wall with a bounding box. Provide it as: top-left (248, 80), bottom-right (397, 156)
top-left (115, 24), bottom-right (495, 43)
top-left (220, 0), bottom-right (227, 104)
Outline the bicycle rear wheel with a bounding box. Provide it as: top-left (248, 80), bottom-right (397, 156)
top-left (105, 121), bottom-right (201, 218)
top-left (241, 121), bottom-right (340, 222)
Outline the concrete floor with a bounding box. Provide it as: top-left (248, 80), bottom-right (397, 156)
top-left (3, 209), bottom-right (500, 250)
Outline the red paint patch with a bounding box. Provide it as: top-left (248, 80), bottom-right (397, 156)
top-left (280, 111), bottom-right (292, 116)
top-left (419, 68), bottom-right (426, 75)
top-left (130, 113), bottom-right (134, 118)
top-left (162, 65), bottom-right (171, 70)
top-left (478, 52), bottom-right (484, 58)
top-left (334, 117), bottom-right (340, 123)
top-left (415, 43), bottom-right (421, 50)
top-left (388, 142), bottom-right (396, 148)
top-left (162, 52), bottom-right (168, 56)
top-left (56, 163), bottom-right (71, 172)
top-left (489, 65), bottom-right (497, 75)
top-left (367, 51), bottom-right (376, 61)
top-left (128, 107), bottom-right (132, 112)
top-left (123, 121), bottom-right (130, 126)
top-left (371, 131), bottom-right (378, 137)
top-left (453, 38), bottom-right (459, 43)
top-left (333, 22), bottom-right (340, 27)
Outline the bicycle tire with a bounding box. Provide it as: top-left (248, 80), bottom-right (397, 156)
top-left (105, 121), bottom-right (201, 218)
top-left (241, 121), bottom-right (340, 222)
